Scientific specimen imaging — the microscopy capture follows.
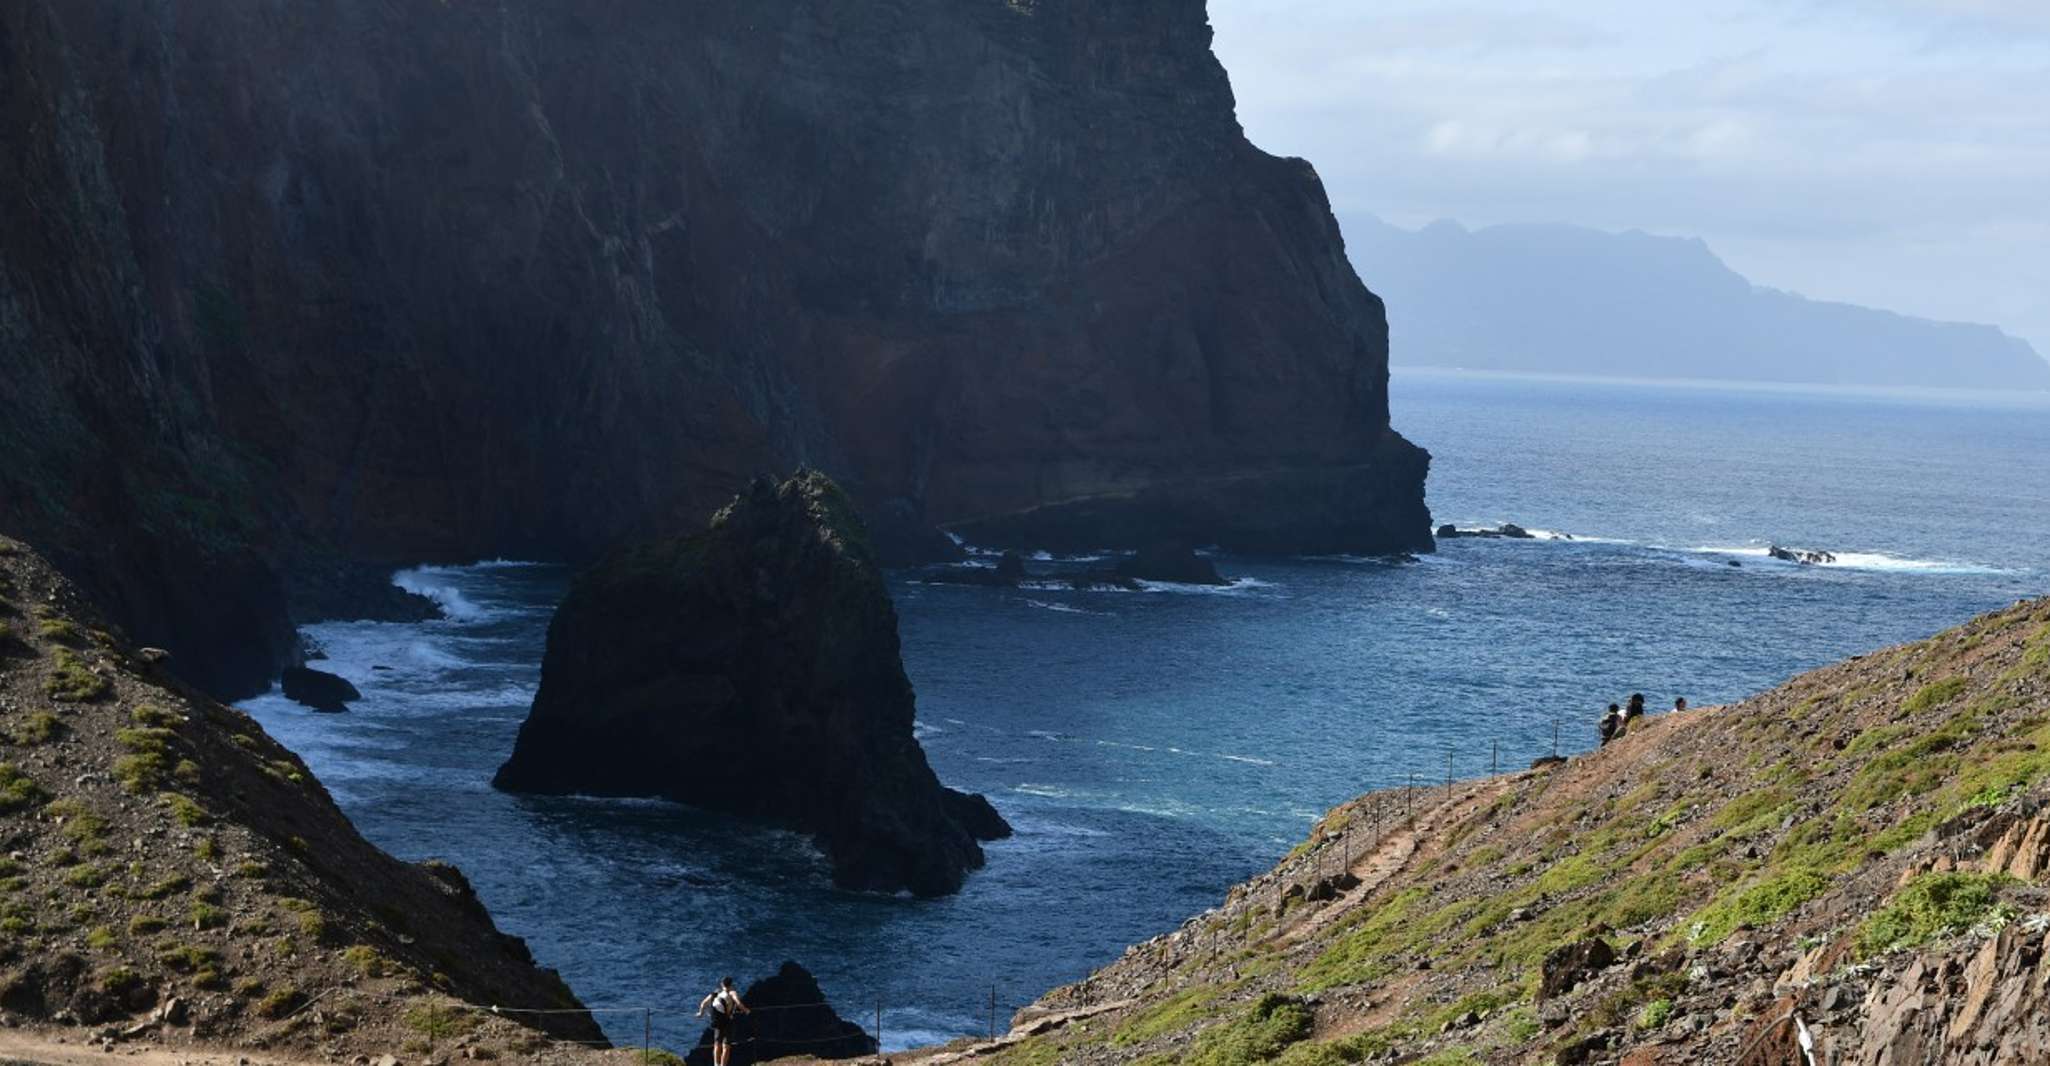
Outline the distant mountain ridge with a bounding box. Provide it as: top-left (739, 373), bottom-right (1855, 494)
top-left (1343, 214), bottom-right (2050, 389)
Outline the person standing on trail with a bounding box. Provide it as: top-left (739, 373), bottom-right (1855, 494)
top-left (1673, 696), bottom-right (1688, 714)
top-left (698, 976), bottom-right (750, 1066)
top-left (1598, 703), bottom-right (1622, 746)
top-left (1621, 693), bottom-right (1646, 734)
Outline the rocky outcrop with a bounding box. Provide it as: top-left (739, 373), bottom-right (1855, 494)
top-left (279, 665), bottom-right (361, 713)
top-left (493, 472), bottom-right (1009, 897)
top-left (1769, 545), bottom-right (1838, 565)
top-left (0, 536), bottom-right (601, 1051)
top-left (685, 962), bottom-right (875, 1066)
top-left (1117, 544), bottom-right (1228, 586)
top-left (0, 0), bottom-right (1431, 700)
top-left (1438, 523), bottom-right (1541, 540)
top-left (915, 545), bottom-right (1234, 591)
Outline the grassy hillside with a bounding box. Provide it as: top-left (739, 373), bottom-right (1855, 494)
top-left (969, 596), bottom-right (2050, 1064)
top-left (0, 536), bottom-right (604, 1057)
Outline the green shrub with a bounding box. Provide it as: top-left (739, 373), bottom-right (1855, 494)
top-left (256, 986), bottom-right (306, 1019)
top-left (46, 649), bottom-right (111, 702)
top-left (157, 944), bottom-right (220, 972)
top-left (190, 901), bottom-right (228, 930)
top-left (37, 617), bottom-right (83, 645)
top-left (1903, 677), bottom-right (1971, 715)
top-left (63, 864), bottom-right (109, 889)
top-left (1686, 869), bottom-right (1830, 946)
top-left (1858, 873), bottom-right (2012, 957)
top-left (139, 875), bottom-right (191, 900)
top-left (342, 945), bottom-right (388, 977)
top-left (1638, 999), bottom-right (1674, 1029)
top-left (1185, 994), bottom-right (1315, 1066)
top-left (162, 793), bottom-right (210, 827)
top-left (100, 967), bottom-right (144, 995)
top-left (8, 712), bottom-right (62, 745)
top-left (131, 704), bottom-right (183, 728)
top-left (1113, 984), bottom-right (1228, 1045)
top-left (128, 915), bottom-right (167, 936)
top-left (403, 1002), bottom-right (481, 1039)
top-left (0, 763), bottom-right (46, 813)
top-left (85, 925), bottom-right (119, 950)
top-left (114, 753), bottom-right (169, 794)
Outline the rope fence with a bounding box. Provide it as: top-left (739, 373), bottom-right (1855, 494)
top-left (418, 706), bottom-right (1688, 1059)
top-left (447, 986), bottom-right (1034, 1059)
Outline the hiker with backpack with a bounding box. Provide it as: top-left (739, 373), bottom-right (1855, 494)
top-left (698, 976), bottom-right (750, 1066)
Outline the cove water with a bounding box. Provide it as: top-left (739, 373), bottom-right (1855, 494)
top-left (238, 369), bottom-right (2050, 1052)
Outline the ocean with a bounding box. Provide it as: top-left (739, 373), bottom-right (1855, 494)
top-left (236, 368), bottom-right (2050, 1052)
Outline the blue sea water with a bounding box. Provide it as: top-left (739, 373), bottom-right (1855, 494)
top-left (237, 369), bottom-right (2050, 1052)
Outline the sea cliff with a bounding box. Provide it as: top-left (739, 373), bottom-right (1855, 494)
top-left (0, 0), bottom-right (1430, 699)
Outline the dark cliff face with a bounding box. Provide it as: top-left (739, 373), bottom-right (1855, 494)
top-left (494, 472), bottom-right (1011, 898)
top-left (0, 0), bottom-right (1430, 696)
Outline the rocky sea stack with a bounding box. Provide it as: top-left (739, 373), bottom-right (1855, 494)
top-left (494, 472), bottom-right (1009, 896)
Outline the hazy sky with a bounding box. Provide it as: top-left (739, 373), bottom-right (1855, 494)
top-left (1207, 1), bottom-right (2050, 358)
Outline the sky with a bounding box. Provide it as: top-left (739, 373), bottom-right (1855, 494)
top-left (1207, 0), bottom-right (2050, 359)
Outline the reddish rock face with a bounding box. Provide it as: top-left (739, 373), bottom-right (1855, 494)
top-left (0, 0), bottom-right (1430, 695)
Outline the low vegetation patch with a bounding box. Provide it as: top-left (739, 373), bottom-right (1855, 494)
top-left (1857, 873), bottom-right (2012, 958)
top-left (0, 763), bottom-right (46, 812)
top-left (46, 649), bottom-right (111, 701)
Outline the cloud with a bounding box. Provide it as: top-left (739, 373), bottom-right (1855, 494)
top-left (1206, 0), bottom-right (2050, 352)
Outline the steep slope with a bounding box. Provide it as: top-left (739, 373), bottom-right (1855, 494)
top-left (0, 0), bottom-right (1431, 700)
top-left (0, 535), bottom-right (603, 1056)
top-left (967, 596), bottom-right (2050, 1064)
top-left (1346, 215), bottom-right (2050, 390)
top-left (495, 472), bottom-right (1009, 897)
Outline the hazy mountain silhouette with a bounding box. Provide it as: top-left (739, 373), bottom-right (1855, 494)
top-left (1343, 214), bottom-right (2050, 389)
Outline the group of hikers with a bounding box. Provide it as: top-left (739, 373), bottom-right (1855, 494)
top-left (1597, 692), bottom-right (1688, 746)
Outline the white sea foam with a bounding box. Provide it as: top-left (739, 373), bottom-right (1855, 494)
top-left (1216, 753), bottom-right (1278, 767)
top-left (391, 567), bottom-right (492, 622)
top-left (1678, 544), bottom-right (2010, 575)
top-left (1024, 599), bottom-right (1089, 614)
top-left (1013, 784), bottom-right (1071, 798)
top-left (1026, 729), bottom-right (1065, 742)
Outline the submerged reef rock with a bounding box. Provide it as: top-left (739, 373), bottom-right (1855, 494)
top-left (494, 471), bottom-right (1009, 897)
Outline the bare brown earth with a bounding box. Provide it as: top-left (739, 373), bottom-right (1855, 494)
top-left (0, 536), bottom-right (602, 1060)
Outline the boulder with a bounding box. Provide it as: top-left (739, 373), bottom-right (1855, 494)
top-left (686, 962), bottom-right (875, 1066)
top-left (493, 471), bottom-right (1010, 896)
top-left (279, 666), bottom-right (361, 713)
top-left (1539, 937), bottom-right (1617, 1001)
top-left (1116, 544), bottom-right (1228, 586)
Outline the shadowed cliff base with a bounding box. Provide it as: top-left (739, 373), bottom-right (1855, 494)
top-left (0, 0), bottom-right (1427, 700)
top-left (493, 472), bottom-right (1010, 897)
top-left (946, 441), bottom-right (1435, 558)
